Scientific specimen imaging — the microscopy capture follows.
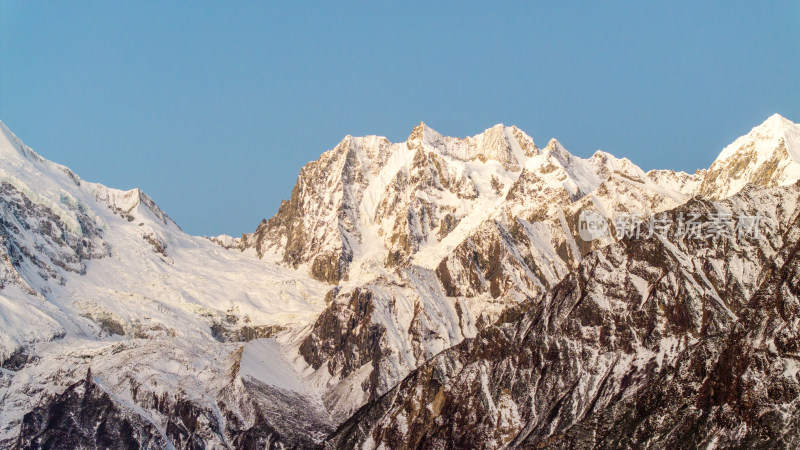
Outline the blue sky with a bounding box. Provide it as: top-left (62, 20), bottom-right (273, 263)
top-left (1, 2), bottom-right (798, 236)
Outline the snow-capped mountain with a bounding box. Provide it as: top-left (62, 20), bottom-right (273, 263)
top-left (242, 122), bottom-right (540, 285)
top-left (1, 114), bottom-right (799, 448)
top-left (0, 122), bottom-right (334, 448)
top-left (699, 114), bottom-right (800, 199)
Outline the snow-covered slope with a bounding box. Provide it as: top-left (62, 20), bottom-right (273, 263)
top-left (0, 122), bottom-right (330, 356)
top-left (0, 121), bottom-right (334, 447)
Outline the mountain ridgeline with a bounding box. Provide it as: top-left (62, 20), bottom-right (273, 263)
top-left (0, 114), bottom-right (799, 448)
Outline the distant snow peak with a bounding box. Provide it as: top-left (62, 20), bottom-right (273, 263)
top-left (544, 137), bottom-right (563, 151)
top-left (700, 113), bottom-right (800, 199)
top-left (761, 112), bottom-right (795, 131)
top-left (407, 120), bottom-right (441, 147)
top-left (716, 113), bottom-right (799, 162)
top-left (408, 120), bottom-right (427, 139)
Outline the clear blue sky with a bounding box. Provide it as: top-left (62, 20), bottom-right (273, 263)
top-left (1, 2), bottom-right (798, 236)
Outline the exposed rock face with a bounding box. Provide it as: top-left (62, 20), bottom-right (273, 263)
top-left (0, 181), bottom-right (108, 292)
top-left (243, 132), bottom-right (409, 283)
top-left (17, 371), bottom-right (169, 450)
top-left (298, 268), bottom-right (480, 421)
top-left (210, 322), bottom-right (287, 342)
top-left (325, 182), bottom-right (800, 449)
top-left (15, 370), bottom-right (333, 450)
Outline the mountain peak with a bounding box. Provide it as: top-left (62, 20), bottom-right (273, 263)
top-left (485, 123), bottom-right (506, 132)
top-left (699, 114), bottom-right (800, 199)
top-left (714, 113), bottom-right (799, 163)
top-left (544, 138), bottom-right (566, 153)
top-left (407, 121), bottom-right (442, 144)
top-left (761, 113), bottom-right (795, 131)
top-left (748, 113), bottom-right (798, 142)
